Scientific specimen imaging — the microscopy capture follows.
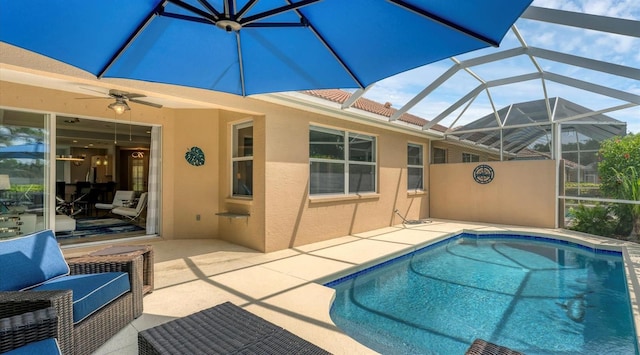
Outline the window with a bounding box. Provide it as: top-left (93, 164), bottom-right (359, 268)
top-left (232, 121), bottom-right (253, 197)
top-left (309, 126), bottom-right (376, 195)
top-left (462, 153), bottom-right (480, 163)
top-left (433, 147), bottom-right (446, 164)
top-left (131, 159), bottom-right (145, 193)
top-left (407, 143), bottom-right (424, 190)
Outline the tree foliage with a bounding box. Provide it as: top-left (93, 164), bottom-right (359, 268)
top-left (597, 133), bottom-right (640, 237)
top-left (0, 126), bottom-right (44, 145)
top-left (598, 133), bottom-right (640, 198)
top-left (613, 166), bottom-right (640, 238)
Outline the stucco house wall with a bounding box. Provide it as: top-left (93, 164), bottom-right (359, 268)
top-left (2, 80), bottom-right (552, 252)
top-left (429, 160), bottom-right (557, 228)
top-left (262, 107), bottom-right (430, 251)
top-left (1, 81), bottom-right (431, 252)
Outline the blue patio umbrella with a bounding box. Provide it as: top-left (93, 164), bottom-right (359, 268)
top-left (0, 143), bottom-right (47, 159)
top-left (0, 0), bottom-right (532, 96)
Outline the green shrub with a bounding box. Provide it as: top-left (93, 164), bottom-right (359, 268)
top-left (568, 203), bottom-right (616, 237)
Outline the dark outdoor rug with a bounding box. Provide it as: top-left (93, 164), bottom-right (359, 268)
top-left (55, 217), bottom-right (144, 240)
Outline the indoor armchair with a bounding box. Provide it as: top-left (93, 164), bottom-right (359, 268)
top-left (94, 190), bottom-right (135, 214)
top-left (112, 192), bottom-right (147, 222)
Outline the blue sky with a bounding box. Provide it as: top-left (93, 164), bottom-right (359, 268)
top-left (361, 0), bottom-right (640, 134)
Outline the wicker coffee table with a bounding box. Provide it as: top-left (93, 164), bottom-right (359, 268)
top-left (138, 302), bottom-right (330, 355)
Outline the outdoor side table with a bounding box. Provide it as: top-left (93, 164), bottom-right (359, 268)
top-left (89, 245), bottom-right (154, 295)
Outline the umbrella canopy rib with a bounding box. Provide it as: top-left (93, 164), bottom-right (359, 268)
top-left (195, 0), bottom-right (221, 19)
top-left (285, 4), bottom-right (366, 90)
top-left (98, 1), bottom-right (168, 78)
top-left (169, 0), bottom-right (217, 23)
top-left (223, 0), bottom-right (232, 17)
top-left (160, 12), bottom-right (214, 25)
top-left (306, 24), bottom-right (365, 90)
top-left (241, 0), bottom-right (321, 26)
top-left (387, 0), bottom-right (499, 47)
top-left (236, 0), bottom-right (258, 20)
top-left (166, 1), bottom-right (316, 27)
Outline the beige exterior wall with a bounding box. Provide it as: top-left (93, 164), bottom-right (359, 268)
top-left (171, 109), bottom-right (220, 239)
top-left (216, 111), bottom-right (266, 251)
top-left (429, 160), bottom-right (557, 228)
top-left (262, 106), bottom-right (429, 251)
top-left (1, 80), bottom-right (432, 252)
top-left (0, 81), bottom-right (223, 241)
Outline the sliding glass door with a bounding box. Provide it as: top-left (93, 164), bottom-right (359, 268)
top-left (0, 109), bottom-right (51, 238)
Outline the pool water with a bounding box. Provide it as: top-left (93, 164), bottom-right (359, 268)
top-left (326, 234), bottom-right (638, 354)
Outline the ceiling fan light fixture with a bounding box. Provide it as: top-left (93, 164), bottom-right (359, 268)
top-left (108, 100), bottom-right (130, 115)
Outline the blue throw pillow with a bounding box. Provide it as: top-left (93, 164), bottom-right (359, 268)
top-left (0, 230), bottom-right (70, 291)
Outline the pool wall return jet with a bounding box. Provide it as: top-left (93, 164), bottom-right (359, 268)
top-left (394, 209), bottom-right (431, 225)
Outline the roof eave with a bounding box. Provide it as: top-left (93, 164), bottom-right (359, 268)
top-left (257, 92), bottom-right (445, 139)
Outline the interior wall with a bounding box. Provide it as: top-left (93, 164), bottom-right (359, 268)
top-left (429, 160), bottom-right (556, 228)
top-left (263, 106), bottom-right (430, 252)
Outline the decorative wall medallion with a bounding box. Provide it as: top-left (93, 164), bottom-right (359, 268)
top-left (473, 164), bottom-right (494, 184)
top-left (185, 146), bottom-right (205, 166)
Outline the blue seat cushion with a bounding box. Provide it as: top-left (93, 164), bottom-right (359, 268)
top-left (32, 272), bottom-right (130, 324)
top-left (0, 230), bottom-right (69, 291)
top-left (4, 338), bottom-right (61, 355)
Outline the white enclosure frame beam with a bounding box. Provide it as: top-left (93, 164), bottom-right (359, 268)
top-left (522, 6), bottom-right (640, 38)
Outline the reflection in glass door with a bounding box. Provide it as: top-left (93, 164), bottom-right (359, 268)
top-left (0, 109), bottom-right (50, 238)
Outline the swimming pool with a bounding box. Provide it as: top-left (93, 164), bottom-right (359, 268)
top-left (326, 233), bottom-right (639, 354)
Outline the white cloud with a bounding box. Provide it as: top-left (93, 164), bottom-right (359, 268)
top-left (533, 0), bottom-right (640, 19)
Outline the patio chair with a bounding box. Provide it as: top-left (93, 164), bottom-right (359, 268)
top-left (0, 307), bottom-right (62, 354)
top-left (95, 190), bottom-right (135, 214)
top-left (0, 230), bottom-right (144, 355)
top-left (112, 192), bottom-right (147, 222)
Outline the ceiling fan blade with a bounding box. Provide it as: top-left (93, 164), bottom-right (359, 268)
top-left (75, 97), bottom-right (111, 100)
top-left (108, 89), bottom-right (132, 98)
top-left (130, 98), bottom-right (163, 109)
top-left (126, 93), bottom-right (147, 99)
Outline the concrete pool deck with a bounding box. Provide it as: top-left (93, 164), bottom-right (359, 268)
top-left (62, 219), bottom-right (640, 354)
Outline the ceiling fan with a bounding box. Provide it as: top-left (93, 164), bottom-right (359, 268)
top-left (78, 88), bottom-right (163, 114)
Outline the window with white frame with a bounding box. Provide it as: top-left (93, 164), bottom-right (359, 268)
top-left (309, 126), bottom-right (376, 195)
top-left (407, 143), bottom-right (424, 190)
top-left (462, 152), bottom-right (480, 163)
top-left (232, 121), bottom-right (253, 197)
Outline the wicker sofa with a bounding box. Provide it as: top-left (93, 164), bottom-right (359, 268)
top-left (0, 230), bottom-right (144, 355)
top-left (0, 307), bottom-right (62, 354)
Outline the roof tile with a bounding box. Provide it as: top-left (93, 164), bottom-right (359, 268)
top-left (303, 89), bottom-right (447, 132)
